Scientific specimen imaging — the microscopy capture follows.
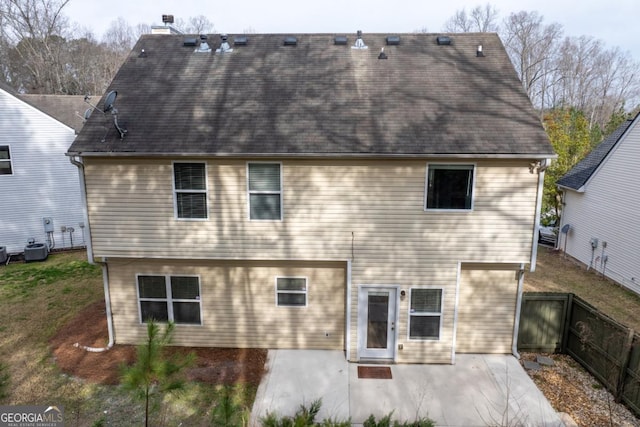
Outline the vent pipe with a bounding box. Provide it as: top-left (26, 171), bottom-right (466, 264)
top-left (216, 34), bottom-right (233, 53)
top-left (378, 48), bottom-right (388, 60)
top-left (476, 45), bottom-right (484, 57)
top-left (352, 30), bottom-right (368, 49)
top-left (196, 34), bottom-right (211, 53)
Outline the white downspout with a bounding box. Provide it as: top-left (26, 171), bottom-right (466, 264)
top-left (68, 156), bottom-right (114, 352)
top-left (68, 156), bottom-right (94, 264)
top-left (74, 260), bottom-right (115, 352)
top-left (512, 263), bottom-right (525, 359)
top-left (530, 159), bottom-right (550, 272)
top-left (345, 259), bottom-right (352, 361)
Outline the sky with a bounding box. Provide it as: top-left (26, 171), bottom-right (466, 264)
top-left (64, 0), bottom-right (640, 61)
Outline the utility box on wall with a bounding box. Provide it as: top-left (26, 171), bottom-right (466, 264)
top-left (0, 246), bottom-right (7, 264)
top-left (43, 217), bottom-right (54, 233)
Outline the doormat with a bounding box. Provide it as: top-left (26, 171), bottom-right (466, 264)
top-left (357, 366), bottom-right (392, 379)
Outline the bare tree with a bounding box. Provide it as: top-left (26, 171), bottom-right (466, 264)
top-left (443, 3), bottom-right (499, 32)
top-left (174, 15), bottom-right (215, 34)
top-left (103, 17), bottom-right (136, 53)
top-left (545, 36), bottom-right (640, 130)
top-left (501, 10), bottom-right (563, 109)
top-left (0, 0), bottom-right (72, 93)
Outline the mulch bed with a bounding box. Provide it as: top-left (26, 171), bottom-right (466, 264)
top-left (49, 300), bottom-right (267, 386)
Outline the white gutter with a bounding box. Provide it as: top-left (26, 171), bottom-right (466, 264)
top-left (68, 156), bottom-right (94, 264)
top-left (74, 260), bottom-right (114, 352)
top-left (530, 159), bottom-right (550, 272)
top-left (511, 263), bottom-right (525, 359)
top-left (68, 151), bottom-right (558, 160)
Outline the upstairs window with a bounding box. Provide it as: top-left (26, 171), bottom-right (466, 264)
top-left (426, 164), bottom-right (474, 210)
top-left (409, 288), bottom-right (443, 340)
top-left (173, 162), bottom-right (208, 219)
top-left (0, 146), bottom-right (12, 175)
top-left (137, 275), bottom-right (202, 324)
top-left (276, 277), bottom-right (307, 307)
top-left (248, 163), bottom-right (282, 220)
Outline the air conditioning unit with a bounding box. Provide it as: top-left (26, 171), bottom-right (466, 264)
top-left (24, 243), bottom-right (48, 262)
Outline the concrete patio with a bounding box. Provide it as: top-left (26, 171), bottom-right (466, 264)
top-left (251, 350), bottom-right (564, 426)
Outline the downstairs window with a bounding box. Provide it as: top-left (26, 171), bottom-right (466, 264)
top-left (137, 275), bottom-right (202, 324)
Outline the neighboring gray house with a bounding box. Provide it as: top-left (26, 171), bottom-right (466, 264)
top-left (557, 114), bottom-right (640, 295)
top-left (0, 85), bottom-right (88, 255)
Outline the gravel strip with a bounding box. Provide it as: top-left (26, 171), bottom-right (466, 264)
top-left (521, 353), bottom-right (639, 427)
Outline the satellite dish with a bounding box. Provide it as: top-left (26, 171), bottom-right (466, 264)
top-left (103, 90), bottom-right (117, 113)
top-left (83, 108), bottom-right (93, 120)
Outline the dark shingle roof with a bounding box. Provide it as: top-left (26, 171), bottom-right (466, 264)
top-left (18, 94), bottom-right (87, 133)
top-left (68, 32), bottom-right (554, 157)
top-left (1, 82), bottom-right (87, 132)
top-left (557, 118), bottom-right (636, 191)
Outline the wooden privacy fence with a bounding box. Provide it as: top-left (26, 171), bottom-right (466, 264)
top-left (518, 292), bottom-right (640, 418)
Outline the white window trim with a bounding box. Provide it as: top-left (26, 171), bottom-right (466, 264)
top-left (407, 287), bottom-right (444, 341)
top-left (247, 161), bottom-right (283, 221)
top-left (0, 145), bottom-right (13, 176)
top-left (136, 273), bottom-right (203, 325)
top-left (275, 276), bottom-right (308, 307)
top-left (172, 161), bottom-right (209, 221)
top-left (424, 163), bottom-right (476, 212)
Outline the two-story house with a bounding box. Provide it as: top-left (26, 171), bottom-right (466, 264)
top-left (66, 32), bottom-right (554, 364)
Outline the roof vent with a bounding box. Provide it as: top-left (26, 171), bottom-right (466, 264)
top-left (195, 34), bottom-right (211, 53)
top-left (352, 30), bottom-right (368, 49)
top-left (183, 37), bottom-right (197, 47)
top-left (436, 36), bottom-right (451, 45)
top-left (334, 36), bottom-right (348, 45)
top-left (216, 34), bottom-right (233, 53)
top-left (234, 36), bottom-right (248, 46)
top-left (378, 48), bottom-right (388, 60)
top-left (476, 45), bottom-right (484, 57)
top-left (138, 49), bottom-right (147, 58)
top-left (386, 35), bottom-right (400, 45)
top-left (284, 36), bottom-right (297, 46)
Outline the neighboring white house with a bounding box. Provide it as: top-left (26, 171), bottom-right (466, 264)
top-left (0, 85), bottom-right (88, 255)
top-left (557, 114), bottom-right (640, 295)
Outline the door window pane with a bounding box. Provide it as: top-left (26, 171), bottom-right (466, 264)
top-left (367, 293), bottom-right (389, 349)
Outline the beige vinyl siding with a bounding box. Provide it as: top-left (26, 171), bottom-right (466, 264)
top-left (109, 259), bottom-right (346, 349)
top-left (456, 267), bottom-right (518, 353)
top-left (85, 158), bottom-right (538, 262)
top-left (85, 158), bottom-right (538, 361)
top-left (562, 121), bottom-right (640, 295)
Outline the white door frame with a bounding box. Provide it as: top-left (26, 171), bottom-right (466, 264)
top-left (357, 285), bottom-right (399, 360)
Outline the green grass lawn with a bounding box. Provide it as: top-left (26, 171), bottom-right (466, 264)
top-left (526, 246), bottom-right (640, 332)
top-left (0, 250), bottom-right (256, 427)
